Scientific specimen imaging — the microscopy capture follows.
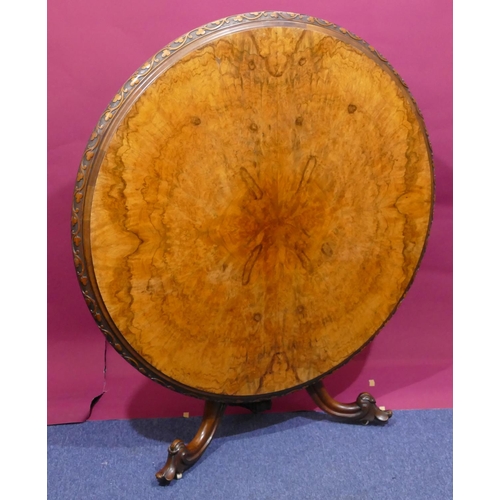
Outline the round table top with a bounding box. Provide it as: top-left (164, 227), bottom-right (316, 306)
top-left (72, 12), bottom-right (433, 402)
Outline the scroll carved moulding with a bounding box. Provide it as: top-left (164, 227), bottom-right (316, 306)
top-left (72, 12), bottom-right (433, 404)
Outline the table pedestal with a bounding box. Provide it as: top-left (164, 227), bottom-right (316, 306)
top-left (156, 384), bottom-right (391, 484)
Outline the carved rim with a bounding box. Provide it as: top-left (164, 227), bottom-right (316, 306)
top-left (71, 11), bottom-right (435, 404)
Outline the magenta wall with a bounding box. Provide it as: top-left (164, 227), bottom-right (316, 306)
top-left (48, 0), bottom-right (452, 424)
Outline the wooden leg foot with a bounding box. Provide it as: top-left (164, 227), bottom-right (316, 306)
top-left (306, 380), bottom-right (392, 424)
top-left (156, 400), bottom-right (226, 484)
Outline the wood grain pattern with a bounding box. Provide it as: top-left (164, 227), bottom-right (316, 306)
top-left (89, 26), bottom-right (432, 397)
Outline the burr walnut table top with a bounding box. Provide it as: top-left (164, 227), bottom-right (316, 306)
top-left (73, 13), bottom-right (433, 402)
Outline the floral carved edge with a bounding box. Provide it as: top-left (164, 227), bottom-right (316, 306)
top-left (71, 11), bottom-right (435, 403)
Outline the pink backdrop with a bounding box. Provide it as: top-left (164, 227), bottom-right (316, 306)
top-left (48, 0), bottom-right (452, 424)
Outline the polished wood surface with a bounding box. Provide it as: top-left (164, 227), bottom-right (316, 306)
top-left (88, 25), bottom-right (432, 398)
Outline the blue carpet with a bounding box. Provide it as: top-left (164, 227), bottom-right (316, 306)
top-left (48, 409), bottom-right (452, 499)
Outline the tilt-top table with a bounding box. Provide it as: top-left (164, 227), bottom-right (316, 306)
top-left (72, 11), bottom-right (433, 483)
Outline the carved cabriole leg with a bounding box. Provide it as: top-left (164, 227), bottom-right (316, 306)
top-left (306, 380), bottom-right (393, 424)
top-left (156, 400), bottom-right (226, 484)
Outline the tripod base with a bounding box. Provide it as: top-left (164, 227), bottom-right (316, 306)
top-left (156, 382), bottom-right (391, 484)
